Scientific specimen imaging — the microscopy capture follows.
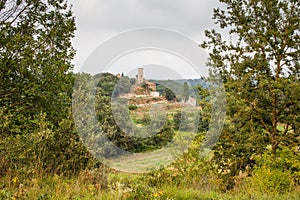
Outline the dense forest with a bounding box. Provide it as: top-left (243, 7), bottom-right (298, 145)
top-left (0, 0), bottom-right (299, 199)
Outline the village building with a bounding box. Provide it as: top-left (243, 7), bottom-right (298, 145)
top-left (118, 68), bottom-right (160, 98)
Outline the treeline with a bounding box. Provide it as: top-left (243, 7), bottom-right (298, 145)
top-left (153, 79), bottom-right (202, 100)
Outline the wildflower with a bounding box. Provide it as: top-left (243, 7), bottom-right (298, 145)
top-left (153, 190), bottom-right (164, 197)
top-left (123, 192), bottom-right (130, 199)
top-left (12, 177), bottom-right (18, 185)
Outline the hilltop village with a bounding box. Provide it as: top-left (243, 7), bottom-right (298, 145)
top-left (116, 68), bottom-right (197, 106)
top-left (117, 68), bottom-right (160, 99)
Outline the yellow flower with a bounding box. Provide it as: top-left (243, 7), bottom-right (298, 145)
top-left (123, 192), bottom-right (130, 199)
top-left (153, 190), bottom-right (164, 197)
top-left (12, 177), bottom-right (18, 184)
top-left (88, 184), bottom-right (94, 192)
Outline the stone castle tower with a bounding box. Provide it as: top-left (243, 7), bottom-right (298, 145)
top-left (137, 68), bottom-right (144, 84)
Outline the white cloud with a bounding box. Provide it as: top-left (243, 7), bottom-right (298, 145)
top-left (69, 0), bottom-right (222, 73)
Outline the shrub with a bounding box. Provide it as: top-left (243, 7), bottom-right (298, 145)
top-left (247, 166), bottom-right (293, 195)
top-left (0, 112), bottom-right (99, 177)
top-left (128, 105), bottom-right (137, 110)
top-left (245, 147), bottom-right (299, 195)
top-left (173, 111), bottom-right (189, 131)
top-left (136, 134), bottom-right (225, 192)
top-left (79, 168), bottom-right (108, 190)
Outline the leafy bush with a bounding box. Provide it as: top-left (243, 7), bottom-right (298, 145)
top-left (173, 111), bottom-right (189, 131)
top-left (246, 147), bottom-right (300, 195)
top-left (128, 105), bottom-right (137, 110)
top-left (247, 166), bottom-right (293, 195)
top-left (140, 114), bottom-right (151, 126)
top-left (133, 134), bottom-right (225, 193)
top-left (274, 147), bottom-right (300, 185)
top-left (0, 112), bottom-right (99, 177)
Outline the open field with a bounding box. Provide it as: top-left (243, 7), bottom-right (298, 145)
top-left (106, 148), bottom-right (174, 173)
top-left (105, 130), bottom-right (198, 173)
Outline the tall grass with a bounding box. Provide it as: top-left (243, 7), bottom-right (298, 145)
top-left (1, 170), bottom-right (300, 199)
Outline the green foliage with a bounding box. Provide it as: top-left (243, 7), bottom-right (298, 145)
top-left (1, 173), bottom-right (300, 199)
top-left (74, 73), bottom-right (177, 155)
top-left (126, 182), bottom-right (155, 200)
top-left (247, 166), bottom-right (293, 195)
top-left (183, 81), bottom-right (189, 102)
top-left (154, 79), bottom-right (203, 99)
top-left (201, 0), bottom-right (300, 188)
top-left (173, 111), bottom-right (189, 131)
top-left (277, 148), bottom-right (300, 184)
top-left (136, 134), bottom-right (224, 193)
top-left (242, 146), bottom-right (300, 195)
top-left (128, 104), bottom-right (137, 110)
top-left (254, 146), bottom-right (300, 185)
top-left (95, 72), bottom-right (119, 97)
top-left (1, 1), bottom-right (299, 197)
top-left (79, 168), bottom-right (108, 190)
top-left (0, 111), bottom-right (99, 177)
top-left (130, 78), bottom-right (136, 85)
top-left (173, 111), bottom-right (182, 130)
top-left (164, 87), bottom-right (176, 101)
top-left (0, 0), bottom-right (95, 178)
top-left (0, 0), bottom-right (76, 134)
top-left (114, 76), bottom-right (132, 96)
top-left (196, 85), bottom-right (210, 133)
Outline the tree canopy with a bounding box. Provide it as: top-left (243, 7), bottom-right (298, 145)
top-left (201, 0), bottom-right (300, 186)
top-left (0, 0), bottom-right (95, 176)
top-left (0, 0), bottom-right (76, 134)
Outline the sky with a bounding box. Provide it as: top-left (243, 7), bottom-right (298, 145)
top-left (68, 0), bottom-right (223, 79)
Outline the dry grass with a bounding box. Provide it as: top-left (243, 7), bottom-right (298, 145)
top-left (106, 147), bottom-right (175, 173)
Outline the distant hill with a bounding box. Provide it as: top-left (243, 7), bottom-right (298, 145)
top-left (173, 79), bottom-right (207, 87)
top-left (148, 79), bottom-right (207, 99)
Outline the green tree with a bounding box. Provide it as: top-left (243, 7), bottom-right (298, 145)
top-left (183, 81), bottom-right (189, 102)
top-left (130, 77), bottom-right (137, 85)
top-left (164, 87), bottom-right (176, 101)
top-left (201, 0), bottom-right (300, 186)
top-left (173, 111), bottom-right (189, 131)
top-left (0, 0), bottom-right (76, 134)
top-left (196, 85), bottom-right (210, 133)
top-left (115, 76), bottom-right (131, 94)
top-left (0, 1), bottom-right (97, 176)
top-left (95, 72), bottom-right (119, 97)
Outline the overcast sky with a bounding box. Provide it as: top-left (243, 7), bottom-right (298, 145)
top-left (69, 0), bottom-right (223, 79)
